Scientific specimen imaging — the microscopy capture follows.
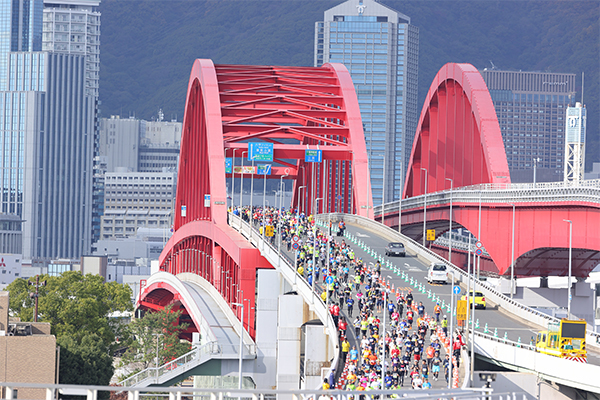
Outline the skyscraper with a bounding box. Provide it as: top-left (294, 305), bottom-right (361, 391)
top-left (480, 69), bottom-right (576, 183)
top-left (315, 0), bottom-right (419, 205)
top-left (0, 0), bottom-right (98, 260)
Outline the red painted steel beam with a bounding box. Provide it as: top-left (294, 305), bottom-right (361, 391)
top-left (404, 63), bottom-right (510, 199)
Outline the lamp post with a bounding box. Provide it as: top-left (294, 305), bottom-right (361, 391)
top-left (298, 186), bottom-right (306, 215)
top-left (231, 299), bottom-right (245, 391)
top-left (313, 197), bottom-right (324, 298)
top-left (420, 168), bottom-right (428, 247)
top-left (398, 157), bottom-right (404, 234)
top-left (239, 151), bottom-right (247, 210)
top-left (299, 165), bottom-right (306, 213)
top-left (382, 152), bottom-right (387, 226)
top-left (564, 219), bottom-right (573, 317)
top-left (153, 333), bottom-right (164, 381)
top-left (277, 170), bottom-right (289, 270)
top-left (445, 178), bottom-right (453, 264)
top-left (231, 148), bottom-right (238, 209)
top-left (510, 204), bottom-right (516, 299)
top-left (448, 271), bottom-right (455, 389)
top-left (533, 157), bottom-right (541, 186)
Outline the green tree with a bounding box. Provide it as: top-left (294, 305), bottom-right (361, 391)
top-left (6, 272), bottom-right (132, 350)
top-left (4, 272), bottom-right (133, 387)
top-left (120, 304), bottom-right (190, 372)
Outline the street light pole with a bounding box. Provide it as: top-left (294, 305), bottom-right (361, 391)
top-left (420, 168), bottom-right (428, 247)
top-left (231, 148), bottom-right (237, 209)
top-left (564, 219), bottom-right (573, 317)
top-left (448, 271), bottom-right (454, 389)
top-left (232, 299), bottom-right (245, 391)
top-left (510, 204), bottom-right (516, 299)
top-left (298, 186), bottom-right (306, 215)
top-left (153, 333), bottom-right (164, 382)
top-left (533, 157), bottom-right (541, 186)
top-left (382, 151), bottom-right (387, 226)
top-left (445, 178), bottom-right (453, 264)
top-left (277, 171), bottom-right (289, 270)
top-left (313, 198), bottom-right (324, 299)
top-left (240, 151), bottom-right (247, 210)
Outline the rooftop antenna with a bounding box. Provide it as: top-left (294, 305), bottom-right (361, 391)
top-left (489, 60), bottom-right (497, 70)
top-left (581, 72), bottom-right (584, 104)
top-left (158, 108), bottom-right (164, 122)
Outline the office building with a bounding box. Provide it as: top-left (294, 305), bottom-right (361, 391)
top-left (480, 70), bottom-right (576, 183)
top-left (42, 0), bottom-right (103, 244)
top-left (315, 0), bottom-right (419, 205)
top-left (100, 171), bottom-right (176, 240)
top-left (0, 0), bottom-right (99, 261)
top-left (99, 115), bottom-right (181, 173)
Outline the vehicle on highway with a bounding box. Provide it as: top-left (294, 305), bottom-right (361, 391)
top-left (427, 263), bottom-right (448, 284)
top-left (461, 291), bottom-right (486, 309)
top-left (385, 242), bottom-right (405, 257)
top-left (536, 319), bottom-right (587, 362)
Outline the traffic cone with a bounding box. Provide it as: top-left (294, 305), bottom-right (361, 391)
top-left (475, 319), bottom-right (479, 329)
top-left (484, 323), bottom-right (489, 333)
top-left (503, 331), bottom-right (508, 340)
top-left (494, 328), bottom-right (498, 337)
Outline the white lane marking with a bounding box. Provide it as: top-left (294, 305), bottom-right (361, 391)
top-left (404, 262), bottom-right (421, 272)
top-left (356, 232), bottom-right (369, 237)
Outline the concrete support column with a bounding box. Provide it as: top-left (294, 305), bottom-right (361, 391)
top-left (303, 324), bottom-right (329, 389)
top-left (276, 294), bottom-right (303, 393)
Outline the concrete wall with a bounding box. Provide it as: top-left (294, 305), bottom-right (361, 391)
top-left (255, 269), bottom-right (283, 389)
top-left (277, 294), bottom-right (303, 392)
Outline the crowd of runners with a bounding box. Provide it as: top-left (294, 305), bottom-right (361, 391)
top-left (231, 205), bottom-right (465, 391)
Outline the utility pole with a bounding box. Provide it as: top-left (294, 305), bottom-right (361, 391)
top-left (29, 275), bottom-right (46, 322)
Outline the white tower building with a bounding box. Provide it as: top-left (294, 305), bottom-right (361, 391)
top-left (564, 102), bottom-right (587, 184)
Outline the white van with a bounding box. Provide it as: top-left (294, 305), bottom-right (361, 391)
top-left (427, 263), bottom-right (448, 284)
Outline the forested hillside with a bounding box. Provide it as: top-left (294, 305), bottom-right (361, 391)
top-left (99, 0), bottom-right (599, 167)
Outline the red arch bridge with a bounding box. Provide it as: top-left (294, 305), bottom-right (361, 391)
top-left (138, 61), bottom-right (600, 339)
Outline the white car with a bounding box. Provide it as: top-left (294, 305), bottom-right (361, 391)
top-left (427, 263), bottom-right (448, 284)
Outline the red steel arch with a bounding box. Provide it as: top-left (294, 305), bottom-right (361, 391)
top-left (152, 59), bottom-right (372, 338)
top-left (404, 63), bottom-right (511, 198)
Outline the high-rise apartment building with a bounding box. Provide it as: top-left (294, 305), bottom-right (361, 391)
top-left (0, 0), bottom-right (97, 260)
top-left (315, 0), bottom-right (419, 204)
top-left (480, 70), bottom-right (576, 183)
top-left (42, 0), bottom-right (102, 244)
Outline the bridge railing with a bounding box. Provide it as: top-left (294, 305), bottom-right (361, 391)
top-left (1, 381), bottom-right (522, 400)
top-left (229, 213), bottom-right (341, 387)
top-left (118, 341), bottom-right (220, 387)
top-left (376, 182), bottom-right (600, 215)
top-left (324, 213), bottom-right (600, 348)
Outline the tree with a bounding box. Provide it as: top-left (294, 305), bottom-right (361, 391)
top-left (4, 272), bottom-right (133, 387)
top-left (5, 271), bottom-right (133, 350)
top-left (120, 305), bottom-right (190, 372)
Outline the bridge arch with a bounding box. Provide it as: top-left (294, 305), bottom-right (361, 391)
top-left (149, 59), bottom-right (373, 338)
top-left (404, 63), bottom-right (511, 198)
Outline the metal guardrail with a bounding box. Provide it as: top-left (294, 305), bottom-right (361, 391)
top-left (228, 213), bottom-right (341, 386)
top-left (1, 381), bottom-right (525, 400)
top-left (376, 183), bottom-right (600, 216)
top-left (118, 341), bottom-right (221, 387)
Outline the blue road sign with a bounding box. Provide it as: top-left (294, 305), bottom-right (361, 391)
top-left (336, 195), bottom-right (343, 200)
top-left (249, 142), bottom-right (274, 161)
top-left (225, 157), bottom-right (232, 173)
top-left (475, 248), bottom-right (483, 256)
top-left (305, 149), bottom-right (323, 163)
top-left (453, 285), bottom-right (461, 295)
top-left (326, 275), bottom-right (334, 284)
top-left (257, 164), bottom-right (272, 175)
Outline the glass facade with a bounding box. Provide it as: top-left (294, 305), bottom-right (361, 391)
top-left (316, 0), bottom-right (418, 205)
top-left (482, 70), bottom-right (576, 181)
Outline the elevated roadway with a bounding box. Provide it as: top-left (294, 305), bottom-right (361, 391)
top-left (374, 180), bottom-right (600, 277)
top-left (320, 213), bottom-right (600, 393)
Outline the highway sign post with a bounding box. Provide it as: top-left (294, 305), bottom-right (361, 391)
top-left (249, 142), bottom-right (274, 161)
top-left (426, 229), bottom-right (436, 241)
top-left (257, 164), bottom-right (272, 175)
top-left (476, 248), bottom-right (483, 256)
top-left (326, 275), bottom-right (334, 285)
top-left (457, 299), bottom-right (468, 322)
top-left (265, 225), bottom-right (274, 237)
top-left (225, 157), bottom-right (232, 173)
top-left (453, 285), bottom-right (461, 295)
top-left (305, 149), bottom-right (322, 163)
